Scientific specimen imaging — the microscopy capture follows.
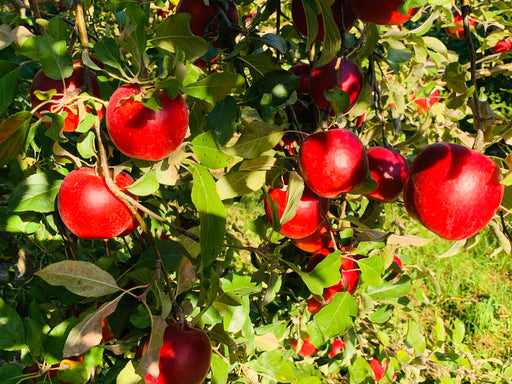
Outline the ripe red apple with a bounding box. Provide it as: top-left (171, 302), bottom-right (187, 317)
top-left (308, 58), bottom-right (363, 112)
top-left (490, 37), bottom-right (512, 53)
top-left (291, 222), bottom-right (334, 253)
top-left (413, 89), bottom-right (439, 114)
top-left (176, 0), bottom-right (238, 46)
top-left (144, 321), bottom-right (212, 384)
top-left (290, 338), bottom-right (318, 357)
top-left (403, 142), bottom-right (504, 240)
top-left (329, 339), bottom-right (345, 358)
top-left (445, 10), bottom-right (476, 39)
top-left (365, 147), bottom-right (409, 203)
top-left (291, 0), bottom-right (357, 41)
top-left (348, 0), bottom-right (418, 25)
top-left (298, 128), bottom-right (369, 198)
top-left (57, 168), bottom-right (138, 240)
top-left (290, 63), bottom-right (312, 101)
top-left (106, 85), bottom-right (189, 161)
top-left (30, 61), bottom-right (103, 132)
top-left (265, 186), bottom-right (328, 239)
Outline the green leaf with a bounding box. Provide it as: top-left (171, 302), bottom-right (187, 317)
top-left (279, 171), bottom-right (304, 226)
top-left (350, 24), bottom-right (379, 61)
top-left (77, 130), bottom-right (96, 159)
top-left (0, 364), bottom-right (24, 384)
top-left (186, 72), bottom-right (245, 105)
top-left (367, 275), bottom-right (412, 300)
top-left (216, 167), bottom-right (266, 200)
top-left (0, 297), bottom-right (25, 350)
top-left (206, 96), bottom-right (239, 148)
top-left (152, 13), bottom-right (208, 61)
top-left (39, 36), bottom-right (73, 80)
top-left (0, 111), bottom-right (31, 166)
top-left (94, 37), bottom-right (124, 72)
top-left (244, 70), bottom-right (299, 108)
top-left (35, 260), bottom-right (121, 297)
top-left (8, 171), bottom-right (63, 213)
top-left (0, 61), bottom-right (19, 115)
top-left (117, 361), bottom-right (144, 384)
top-left (358, 254), bottom-right (385, 286)
top-left (190, 163), bottom-right (227, 268)
top-left (238, 52), bottom-right (282, 81)
top-left (220, 274), bottom-right (261, 296)
top-left (47, 16), bottom-right (68, 41)
top-left (405, 319), bottom-right (426, 354)
top-left (314, 0), bottom-right (341, 67)
top-left (305, 251), bottom-right (342, 294)
top-left (442, 62), bottom-right (468, 93)
top-left (136, 315), bottom-right (167, 380)
top-left (191, 131), bottom-right (238, 169)
top-left (126, 170), bottom-right (160, 196)
top-left (211, 353), bottom-right (229, 384)
top-left (314, 292), bottom-right (357, 338)
top-left (347, 356), bottom-right (372, 384)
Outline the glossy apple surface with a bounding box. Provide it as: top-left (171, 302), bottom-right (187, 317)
top-left (445, 10), bottom-right (476, 39)
top-left (490, 37), bottom-right (512, 53)
top-left (329, 340), bottom-right (345, 358)
top-left (144, 321), bottom-right (212, 384)
top-left (291, 222), bottom-right (334, 253)
top-left (299, 128), bottom-right (369, 198)
top-left (291, 0), bottom-right (357, 41)
top-left (58, 168), bottom-right (137, 240)
top-left (403, 142), bottom-right (504, 240)
top-left (176, 0), bottom-right (238, 44)
top-left (265, 186), bottom-right (328, 239)
top-left (365, 147), bottom-right (409, 203)
top-left (106, 85), bottom-right (189, 161)
top-left (30, 61), bottom-right (103, 132)
top-left (309, 58), bottom-right (363, 112)
top-left (348, 0), bottom-right (417, 25)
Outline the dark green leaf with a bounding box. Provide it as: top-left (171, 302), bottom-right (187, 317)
top-left (39, 36), bottom-right (73, 80)
top-left (8, 171), bottom-right (63, 213)
top-left (186, 72), bottom-right (245, 105)
top-left (315, 0), bottom-right (341, 67)
top-left (0, 111), bottom-right (30, 166)
top-left (0, 61), bottom-right (19, 115)
top-left (47, 16), bottom-right (68, 41)
top-left (94, 37), bottom-right (124, 72)
top-left (0, 364), bottom-right (24, 384)
top-left (206, 96), bottom-right (239, 147)
top-left (442, 62), bottom-right (468, 93)
top-left (191, 131), bottom-right (238, 169)
top-left (0, 297), bottom-right (25, 350)
top-left (244, 70), bottom-right (299, 108)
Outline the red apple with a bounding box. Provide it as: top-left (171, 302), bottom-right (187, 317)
top-left (57, 168), bottom-right (138, 240)
top-left (348, 0), bottom-right (418, 25)
top-left (403, 142), bottom-right (504, 240)
top-left (291, 0), bottom-right (357, 41)
top-left (265, 186), bottom-right (328, 239)
top-left (144, 321), bottom-right (212, 384)
top-left (329, 339), bottom-right (345, 358)
top-left (290, 62), bottom-right (312, 101)
top-left (106, 85), bottom-right (189, 161)
top-left (413, 89), bottom-right (439, 114)
top-left (388, 255), bottom-right (402, 281)
top-left (308, 58), bottom-right (363, 112)
top-left (291, 222), bottom-right (334, 253)
top-left (58, 2), bottom-right (67, 11)
top-left (490, 37), bottom-right (512, 53)
top-left (30, 61), bottom-right (103, 132)
top-left (365, 147), bottom-right (409, 203)
top-left (298, 128), bottom-right (369, 198)
top-left (369, 357), bottom-right (395, 382)
top-left (176, 0), bottom-right (238, 46)
top-left (290, 338), bottom-right (318, 357)
top-left (445, 10), bottom-right (476, 39)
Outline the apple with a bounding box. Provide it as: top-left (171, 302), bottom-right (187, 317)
top-left (490, 37), bottom-right (512, 53)
top-left (176, 0), bottom-right (238, 46)
top-left (273, 132), bottom-right (300, 155)
top-left (370, 357), bottom-right (397, 381)
top-left (291, 0), bottom-right (357, 41)
top-left (388, 255), bottom-right (402, 281)
top-left (329, 339), bottom-right (345, 358)
top-left (144, 321), bottom-right (212, 384)
top-left (290, 338), bottom-right (318, 357)
top-left (30, 61), bottom-right (103, 132)
top-left (403, 142), bottom-right (504, 240)
top-left (348, 0), bottom-right (418, 25)
top-left (445, 10), bottom-right (476, 39)
top-left (365, 147), bottom-right (409, 203)
top-left (58, 2), bottom-right (67, 11)
top-left (106, 85), bottom-right (189, 161)
top-left (291, 222), bottom-right (334, 253)
top-left (57, 168), bottom-right (138, 240)
top-left (298, 128), bottom-right (369, 198)
top-left (413, 89), bottom-right (439, 114)
top-left (290, 62), bottom-right (312, 101)
top-left (308, 58), bottom-right (363, 112)
top-left (265, 185), bottom-right (329, 239)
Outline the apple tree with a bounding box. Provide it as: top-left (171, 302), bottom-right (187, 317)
top-left (0, 0), bottom-right (511, 383)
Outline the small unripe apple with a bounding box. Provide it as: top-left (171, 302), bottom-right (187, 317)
top-left (30, 61), bottom-right (103, 132)
top-left (144, 321), bottom-right (212, 384)
top-left (291, 0), bottom-right (357, 41)
top-left (348, 0), bottom-right (418, 25)
top-left (265, 186), bottom-right (328, 239)
top-left (365, 147), bottom-right (409, 203)
top-left (106, 85), bottom-right (189, 161)
top-left (403, 142), bottom-right (504, 240)
top-left (308, 58), bottom-right (363, 112)
top-left (299, 128), bottom-right (369, 199)
top-left (57, 168), bottom-right (138, 240)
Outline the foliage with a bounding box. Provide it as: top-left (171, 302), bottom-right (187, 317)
top-left (0, 0), bottom-right (511, 383)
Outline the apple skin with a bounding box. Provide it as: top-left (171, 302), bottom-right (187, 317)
top-left (144, 321), bottom-right (212, 384)
top-left (106, 85), bottom-right (189, 161)
top-left (403, 142), bottom-right (504, 241)
top-left (445, 10), bottom-right (476, 39)
top-left (348, 0), bottom-right (417, 25)
top-left (329, 339), bottom-right (345, 358)
top-left (298, 128), bottom-right (369, 199)
top-left (265, 186), bottom-right (329, 239)
top-left (176, 0), bottom-right (238, 45)
top-left (490, 37), bottom-right (512, 53)
top-left (289, 63), bottom-right (312, 101)
top-left (291, 222), bottom-right (334, 253)
top-left (365, 147), bottom-right (409, 203)
top-left (291, 0), bottom-right (357, 41)
top-left (57, 168), bottom-right (138, 240)
top-left (413, 89), bottom-right (439, 115)
top-left (308, 58), bottom-right (363, 112)
top-left (290, 338), bottom-right (318, 357)
top-left (30, 61), bottom-right (103, 132)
